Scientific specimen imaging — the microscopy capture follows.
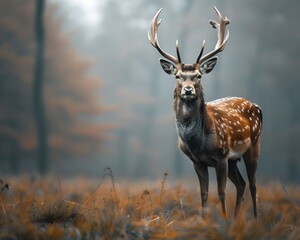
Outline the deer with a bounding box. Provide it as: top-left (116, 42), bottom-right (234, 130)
top-left (148, 6), bottom-right (262, 219)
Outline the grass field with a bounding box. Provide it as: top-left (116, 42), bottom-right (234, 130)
top-left (0, 169), bottom-right (299, 239)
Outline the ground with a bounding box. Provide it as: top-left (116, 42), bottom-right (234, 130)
top-left (0, 169), bottom-right (299, 239)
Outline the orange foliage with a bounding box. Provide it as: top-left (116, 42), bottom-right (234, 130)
top-left (0, 176), bottom-right (299, 239)
top-left (0, 0), bottom-right (110, 167)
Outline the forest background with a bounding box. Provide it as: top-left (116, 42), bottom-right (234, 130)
top-left (0, 0), bottom-right (300, 184)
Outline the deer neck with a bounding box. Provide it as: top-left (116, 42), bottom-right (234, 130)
top-left (174, 93), bottom-right (207, 144)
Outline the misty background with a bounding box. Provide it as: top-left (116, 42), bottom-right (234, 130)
top-left (0, 0), bottom-right (300, 183)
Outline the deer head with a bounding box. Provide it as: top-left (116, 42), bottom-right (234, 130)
top-left (148, 7), bottom-right (230, 103)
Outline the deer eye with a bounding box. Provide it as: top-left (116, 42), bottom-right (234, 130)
top-left (197, 74), bottom-right (202, 79)
top-left (175, 75), bottom-right (180, 79)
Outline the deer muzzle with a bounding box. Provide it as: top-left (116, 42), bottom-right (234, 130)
top-left (181, 86), bottom-right (196, 100)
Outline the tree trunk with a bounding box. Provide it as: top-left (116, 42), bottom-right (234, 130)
top-left (33, 0), bottom-right (48, 174)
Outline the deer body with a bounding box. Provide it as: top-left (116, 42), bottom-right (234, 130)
top-left (148, 7), bottom-right (262, 218)
top-left (176, 96), bottom-right (262, 165)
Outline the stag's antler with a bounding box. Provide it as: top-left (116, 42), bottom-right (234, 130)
top-left (148, 8), bottom-right (181, 64)
top-left (196, 6), bottom-right (230, 64)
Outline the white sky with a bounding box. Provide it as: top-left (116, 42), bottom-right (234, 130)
top-left (50, 0), bottom-right (106, 27)
top-left (72, 0), bottom-right (101, 26)
top-left (49, 0), bottom-right (109, 41)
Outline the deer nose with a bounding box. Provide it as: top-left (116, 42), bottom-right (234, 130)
top-left (184, 86), bottom-right (194, 95)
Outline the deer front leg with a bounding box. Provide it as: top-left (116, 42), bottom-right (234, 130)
top-left (194, 162), bottom-right (209, 218)
top-left (215, 160), bottom-right (228, 217)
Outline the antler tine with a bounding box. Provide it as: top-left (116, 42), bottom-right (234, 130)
top-left (196, 40), bottom-right (206, 64)
top-left (148, 8), bottom-right (162, 48)
top-left (213, 6), bottom-right (223, 20)
top-left (148, 8), bottom-right (180, 64)
top-left (197, 6), bottom-right (230, 64)
top-left (176, 40), bottom-right (182, 64)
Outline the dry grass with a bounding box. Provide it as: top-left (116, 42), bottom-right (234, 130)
top-left (0, 170), bottom-right (299, 239)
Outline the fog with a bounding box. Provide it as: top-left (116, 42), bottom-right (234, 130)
top-left (1, 0), bottom-right (300, 183)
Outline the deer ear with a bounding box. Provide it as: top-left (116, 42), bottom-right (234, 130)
top-left (201, 56), bottom-right (218, 74)
top-left (159, 59), bottom-right (177, 75)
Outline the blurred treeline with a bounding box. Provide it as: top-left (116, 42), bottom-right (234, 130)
top-left (0, 0), bottom-right (111, 174)
top-left (0, 0), bottom-right (300, 182)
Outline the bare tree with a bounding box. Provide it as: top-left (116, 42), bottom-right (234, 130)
top-left (33, 0), bottom-right (47, 174)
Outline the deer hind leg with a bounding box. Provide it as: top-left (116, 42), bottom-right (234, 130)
top-left (243, 139), bottom-right (260, 218)
top-left (215, 160), bottom-right (228, 217)
top-left (228, 159), bottom-right (246, 218)
top-left (194, 162), bottom-right (209, 219)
